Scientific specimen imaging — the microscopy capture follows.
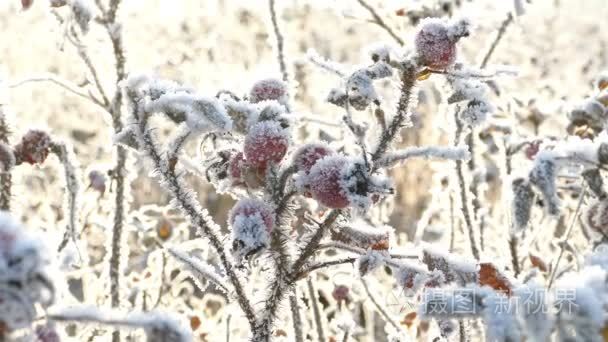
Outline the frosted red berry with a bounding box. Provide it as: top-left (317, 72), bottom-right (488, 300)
top-left (415, 19), bottom-right (456, 69)
top-left (307, 156), bottom-right (350, 209)
top-left (249, 78), bottom-right (288, 105)
top-left (229, 198), bottom-right (275, 233)
top-left (244, 121), bottom-right (289, 171)
top-left (14, 130), bottom-right (52, 165)
top-left (292, 143), bottom-right (334, 174)
top-left (228, 151), bottom-right (247, 185)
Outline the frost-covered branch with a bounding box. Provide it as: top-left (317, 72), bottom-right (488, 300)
top-left (125, 87), bottom-right (257, 330)
top-left (166, 248), bottom-right (229, 294)
top-left (377, 145), bottom-right (470, 168)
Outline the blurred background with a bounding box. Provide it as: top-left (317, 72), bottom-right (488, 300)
top-left (1, 0), bottom-right (607, 240)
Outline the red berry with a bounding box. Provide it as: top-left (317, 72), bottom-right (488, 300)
top-left (228, 152), bottom-right (247, 185)
top-left (244, 121), bottom-right (289, 171)
top-left (332, 285), bottom-right (350, 302)
top-left (88, 170), bottom-right (107, 195)
top-left (14, 130), bottom-right (52, 165)
top-left (415, 19), bottom-right (457, 69)
top-left (292, 143), bottom-right (334, 174)
top-left (229, 198), bottom-right (275, 233)
top-left (524, 141), bottom-right (541, 160)
top-left (307, 156), bottom-right (350, 209)
top-left (249, 78), bottom-right (288, 105)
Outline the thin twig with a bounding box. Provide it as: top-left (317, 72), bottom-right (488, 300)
top-left (307, 277), bottom-right (326, 342)
top-left (355, 0), bottom-right (404, 45)
top-left (292, 257), bottom-right (358, 280)
top-left (268, 0), bottom-right (289, 83)
top-left (290, 288), bottom-right (304, 342)
top-left (360, 277), bottom-right (402, 332)
top-left (454, 109), bottom-right (480, 260)
top-left (547, 183), bottom-right (587, 289)
top-left (9, 74), bottom-right (106, 109)
top-left (479, 13), bottom-right (514, 69)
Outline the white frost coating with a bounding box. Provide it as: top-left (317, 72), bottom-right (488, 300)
top-left (147, 92), bottom-right (232, 133)
top-left (220, 96), bottom-right (259, 133)
top-left (357, 249), bottom-right (386, 275)
top-left (50, 306), bottom-right (192, 342)
top-left (585, 244), bottom-right (608, 270)
top-left (555, 266), bottom-right (607, 340)
top-left (367, 62), bottom-right (393, 79)
top-left (514, 283), bottom-right (553, 341)
top-left (460, 99), bottom-right (493, 127)
top-left (306, 48), bottom-right (346, 77)
top-left (345, 69), bottom-right (378, 110)
top-left (482, 291), bottom-right (521, 342)
top-left (529, 151), bottom-right (560, 216)
top-left (167, 248), bottom-right (229, 294)
top-left (365, 42), bottom-right (392, 63)
top-left (377, 145), bottom-right (470, 168)
top-left (446, 18), bottom-right (471, 42)
top-left (529, 135), bottom-right (608, 216)
top-left (0, 212), bottom-right (53, 332)
top-left (229, 198), bottom-right (275, 262)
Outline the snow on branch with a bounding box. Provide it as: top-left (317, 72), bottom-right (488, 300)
top-left (376, 145), bottom-right (470, 168)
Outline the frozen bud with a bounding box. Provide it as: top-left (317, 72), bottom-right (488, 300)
top-left (222, 98), bottom-right (258, 134)
top-left (326, 88), bottom-right (348, 108)
top-left (228, 151), bottom-right (247, 186)
top-left (529, 154), bottom-right (559, 216)
top-left (291, 142), bottom-right (334, 174)
top-left (511, 178), bottom-right (534, 231)
top-left (71, 0), bottom-right (93, 34)
top-left (87, 170), bottom-right (107, 195)
top-left (229, 198), bottom-right (275, 261)
top-left (367, 62), bottom-right (393, 79)
top-left (187, 98), bottom-right (232, 133)
top-left (0, 143), bottom-right (15, 172)
top-left (346, 70), bottom-right (378, 111)
top-left (332, 285), bottom-right (350, 303)
top-left (459, 99), bottom-right (492, 126)
top-left (249, 78), bottom-right (288, 106)
top-left (367, 44), bottom-right (391, 63)
top-left (244, 121), bottom-right (289, 171)
top-left (415, 18), bottom-right (468, 69)
top-left (257, 102), bottom-right (290, 129)
top-left (14, 130), bottom-right (52, 165)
